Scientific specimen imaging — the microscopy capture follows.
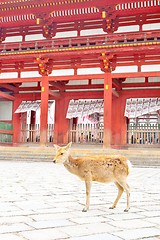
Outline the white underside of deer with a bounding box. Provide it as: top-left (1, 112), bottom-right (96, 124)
top-left (53, 142), bottom-right (131, 212)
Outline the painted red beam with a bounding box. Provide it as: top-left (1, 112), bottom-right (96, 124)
top-left (112, 72), bottom-right (160, 78)
top-left (5, 30), bottom-right (160, 46)
top-left (1, 13), bottom-right (160, 31)
top-left (19, 87), bottom-right (41, 92)
top-left (14, 88), bottom-right (160, 101)
top-left (112, 79), bottom-right (122, 90)
top-left (122, 89), bottom-right (160, 98)
top-left (49, 82), bottom-right (66, 91)
top-left (1, 1), bottom-right (160, 29)
top-left (49, 90), bottom-right (62, 100)
top-left (16, 80), bottom-right (160, 94)
top-left (13, 88), bottom-right (160, 101)
top-left (0, 0), bottom-right (151, 18)
top-left (0, 72), bottom-right (160, 84)
top-left (1, 54), bottom-right (160, 66)
top-left (0, 60), bottom-right (160, 74)
top-left (115, 5), bottom-right (160, 17)
top-left (112, 89), bottom-right (119, 97)
top-left (1, 30), bottom-right (160, 53)
top-left (65, 84), bottom-right (103, 90)
top-left (122, 82), bottom-right (160, 88)
top-left (65, 90), bottom-right (104, 99)
top-left (0, 77), bottom-right (42, 84)
top-left (0, 91), bottom-right (15, 100)
top-left (0, 74), bottom-right (105, 84)
top-left (0, 129), bottom-right (13, 135)
top-left (0, 44), bottom-right (160, 63)
top-left (0, 84), bottom-right (19, 92)
top-left (2, 13), bottom-right (160, 37)
top-left (19, 85), bottom-right (67, 91)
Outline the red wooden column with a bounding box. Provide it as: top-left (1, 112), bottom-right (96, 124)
top-left (54, 96), bottom-right (70, 145)
top-left (12, 96), bottom-right (22, 145)
top-left (40, 76), bottom-right (49, 145)
top-left (112, 94), bottom-right (127, 146)
top-left (120, 96), bottom-right (128, 145)
top-left (103, 73), bottom-right (112, 148)
top-left (112, 96), bottom-right (121, 146)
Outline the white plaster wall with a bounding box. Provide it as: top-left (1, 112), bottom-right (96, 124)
top-left (0, 101), bottom-right (12, 121)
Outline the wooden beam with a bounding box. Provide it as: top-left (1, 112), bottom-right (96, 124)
top-left (0, 0), bottom-right (148, 19)
top-left (1, 44), bottom-right (160, 62)
top-left (65, 84), bottom-right (103, 90)
top-left (121, 89), bottom-right (160, 98)
top-left (0, 72), bottom-right (159, 85)
top-left (0, 129), bottom-right (13, 135)
top-left (112, 89), bottom-right (119, 97)
top-left (49, 82), bottom-right (66, 91)
top-left (111, 72), bottom-right (160, 78)
top-left (122, 82), bottom-right (160, 88)
top-left (15, 80), bottom-right (160, 92)
top-left (0, 84), bottom-right (19, 92)
top-left (0, 77), bottom-right (42, 84)
top-left (0, 91), bottom-right (15, 100)
top-left (112, 79), bottom-right (122, 90)
top-left (19, 87), bottom-right (41, 92)
top-left (49, 90), bottom-right (62, 100)
top-left (0, 74), bottom-right (105, 84)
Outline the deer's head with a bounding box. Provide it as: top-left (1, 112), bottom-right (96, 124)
top-left (53, 142), bottom-right (72, 164)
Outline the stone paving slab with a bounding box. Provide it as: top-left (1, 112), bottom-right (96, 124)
top-left (0, 161), bottom-right (160, 240)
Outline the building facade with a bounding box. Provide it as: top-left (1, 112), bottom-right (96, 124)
top-left (0, 0), bottom-right (160, 147)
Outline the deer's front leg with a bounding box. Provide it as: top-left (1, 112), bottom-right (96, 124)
top-left (82, 180), bottom-right (92, 212)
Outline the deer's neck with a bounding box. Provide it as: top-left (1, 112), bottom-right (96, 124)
top-left (63, 155), bottom-right (78, 175)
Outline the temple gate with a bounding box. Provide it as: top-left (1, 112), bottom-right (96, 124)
top-left (0, 0), bottom-right (159, 147)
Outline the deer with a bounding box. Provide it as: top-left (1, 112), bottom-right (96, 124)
top-left (53, 142), bottom-right (131, 212)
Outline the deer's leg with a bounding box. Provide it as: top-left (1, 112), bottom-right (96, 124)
top-left (110, 182), bottom-right (124, 209)
top-left (117, 179), bottom-right (130, 212)
top-left (82, 180), bottom-right (92, 212)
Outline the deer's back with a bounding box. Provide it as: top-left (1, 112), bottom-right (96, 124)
top-left (75, 155), bottom-right (130, 183)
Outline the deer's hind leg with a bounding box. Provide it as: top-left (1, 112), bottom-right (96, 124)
top-left (82, 179), bottom-right (92, 212)
top-left (116, 179), bottom-right (130, 212)
top-left (110, 182), bottom-right (124, 210)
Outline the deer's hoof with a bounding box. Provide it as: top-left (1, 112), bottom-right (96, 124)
top-left (109, 206), bottom-right (115, 209)
top-left (124, 208), bottom-right (129, 212)
top-left (82, 208), bottom-right (88, 212)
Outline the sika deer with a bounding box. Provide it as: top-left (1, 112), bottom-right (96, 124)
top-left (53, 142), bottom-right (131, 212)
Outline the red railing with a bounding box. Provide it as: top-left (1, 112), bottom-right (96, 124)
top-left (0, 30), bottom-right (160, 53)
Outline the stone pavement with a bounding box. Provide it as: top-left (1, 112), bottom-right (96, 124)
top-left (0, 160), bottom-right (160, 240)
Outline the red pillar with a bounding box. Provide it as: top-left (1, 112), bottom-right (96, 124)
top-left (103, 73), bottom-right (112, 148)
top-left (12, 96), bottom-right (22, 145)
top-left (54, 96), bottom-right (70, 145)
top-left (120, 95), bottom-right (128, 145)
top-left (112, 96), bottom-right (121, 146)
top-left (40, 76), bottom-right (49, 145)
top-left (112, 94), bottom-right (127, 146)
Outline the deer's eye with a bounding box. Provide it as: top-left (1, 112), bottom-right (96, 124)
top-left (60, 153), bottom-right (63, 155)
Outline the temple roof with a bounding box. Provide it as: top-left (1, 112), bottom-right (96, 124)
top-left (0, 0), bottom-right (160, 28)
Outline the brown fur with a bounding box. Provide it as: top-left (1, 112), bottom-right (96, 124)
top-left (53, 142), bottom-right (131, 212)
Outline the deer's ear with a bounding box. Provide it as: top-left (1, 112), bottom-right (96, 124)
top-left (65, 142), bottom-right (72, 150)
top-left (54, 144), bottom-right (60, 150)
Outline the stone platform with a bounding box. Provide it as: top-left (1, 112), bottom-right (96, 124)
top-left (0, 143), bottom-right (159, 167)
top-left (0, 160), bottom-right (159, 240)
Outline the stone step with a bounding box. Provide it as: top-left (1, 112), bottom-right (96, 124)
top-left (0, 145), bottom-right (159, 167)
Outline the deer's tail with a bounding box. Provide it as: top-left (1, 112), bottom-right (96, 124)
top-left (127, 160), bottom-right (132, 175)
